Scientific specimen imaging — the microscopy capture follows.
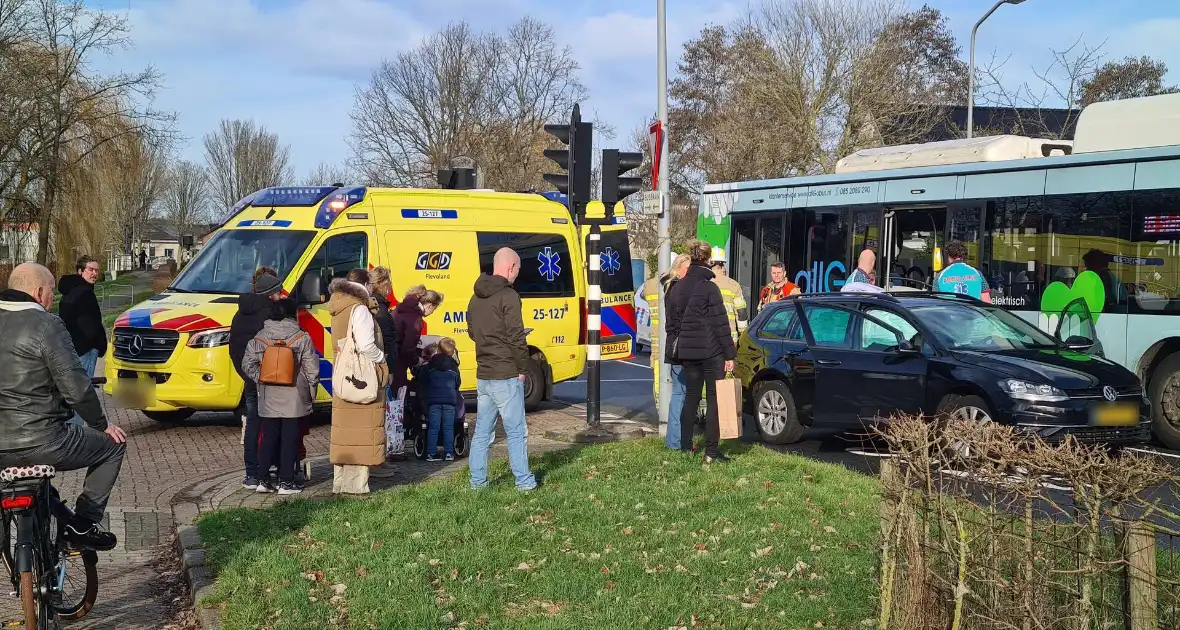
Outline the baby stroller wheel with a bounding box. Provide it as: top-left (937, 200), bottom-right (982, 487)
top-left (453, 431), bottom-right (469, 459)
top-left (413, 432), bottom-right (427, 460)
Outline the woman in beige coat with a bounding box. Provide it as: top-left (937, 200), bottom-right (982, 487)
top-left (327, 271), bottom-right (388, 494)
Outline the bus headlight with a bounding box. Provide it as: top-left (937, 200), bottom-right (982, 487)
top-left (188, 328), bottom-right (232, 348)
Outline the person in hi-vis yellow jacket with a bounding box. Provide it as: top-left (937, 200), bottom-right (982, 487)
top-left (709, 247), bottom-right (747, 344)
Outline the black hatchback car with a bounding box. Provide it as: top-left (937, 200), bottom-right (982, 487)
top-left (735, 292), bottom-right (1150, 446)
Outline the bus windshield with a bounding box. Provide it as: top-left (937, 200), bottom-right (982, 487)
top-left (906, 301), bottom-right (1059, 352)
top-left (170, 229), bottom-right (316, 294)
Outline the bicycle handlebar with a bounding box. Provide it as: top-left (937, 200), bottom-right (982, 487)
top-left (91, 377), bottom-right (107, 386)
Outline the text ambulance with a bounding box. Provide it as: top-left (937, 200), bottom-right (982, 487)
top-left (103, 186), bottom-right (636, 421)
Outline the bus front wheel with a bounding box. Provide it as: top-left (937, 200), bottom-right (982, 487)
top-left (1149, 353), bottom-right (1180, 450)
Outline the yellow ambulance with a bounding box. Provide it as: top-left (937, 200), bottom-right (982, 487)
top-left (103, 186), bottom-right (636, 421)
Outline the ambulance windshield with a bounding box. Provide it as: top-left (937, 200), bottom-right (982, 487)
top-left (171, 229), bottom-right (316, 294)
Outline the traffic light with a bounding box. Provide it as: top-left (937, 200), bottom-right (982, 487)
top-left (543, 104), bottom-right (592, 214)
top-left (601, 149), bottom-right (644, 207)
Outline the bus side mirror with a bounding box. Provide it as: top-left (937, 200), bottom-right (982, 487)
top-left (299, 274), bottom-right (324, 305)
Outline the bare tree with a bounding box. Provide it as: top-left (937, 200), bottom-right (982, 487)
top-left (161, 159), bottom-right (207, 245)
top-left (976, 38), bottom-right (1105, 139)
top-left (301, 162), bottom-right (353, 186)
top-left (351, 22), bottom-right (497, 187)
top-left (350, 17), bottom-right (589, 191)
top-left (202, 118), bottom-right (292, 211)
top-left (18, 0), bottom-right (171, 264)
top-left (669, 1), bottom-right (966, 189)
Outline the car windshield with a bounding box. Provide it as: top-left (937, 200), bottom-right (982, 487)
top-left (906, 301), bottom-right (1058, 351)
top-left (170, 229), bottom-right (316, 294)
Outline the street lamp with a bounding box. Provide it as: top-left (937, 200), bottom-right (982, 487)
top-left (967, 0), bottom-right (1027, 139)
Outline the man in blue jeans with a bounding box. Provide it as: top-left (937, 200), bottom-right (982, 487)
top-left (58, 256), bottom-right (106, 426)
top-left (466, 247), bottom-right (536, 491)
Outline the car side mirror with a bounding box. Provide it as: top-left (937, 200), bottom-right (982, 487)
top-left (299, 274), bottom-right (324, 305)
top-left (1062, 335), bottom-right (1094, 351)
top-left (896, 338), bottom-right (920, 355)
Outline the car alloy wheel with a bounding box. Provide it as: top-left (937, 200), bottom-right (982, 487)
top-left (758, 389), bottom-right (790, 436)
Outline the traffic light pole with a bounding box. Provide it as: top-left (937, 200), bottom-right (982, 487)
top-left (585, 222), bottom-right (603, 428)
top-left (656, 0), bottom-right (673, 439)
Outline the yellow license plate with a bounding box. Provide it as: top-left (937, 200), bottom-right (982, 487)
top-left (602, 340), bottom-right (632, 360)
top-left (1090, 403), bottom-right (1138, 427)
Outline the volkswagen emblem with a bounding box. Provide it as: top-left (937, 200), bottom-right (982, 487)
top-left (128, 335), bottom-right (144, 356)
top-left (1102, 385), bottom-right (1117, 402)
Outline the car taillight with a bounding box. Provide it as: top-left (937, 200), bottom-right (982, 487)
top-left (2, 495), bottom-right (34, 510)
top-left (578, 297), bottom-right (587, 345)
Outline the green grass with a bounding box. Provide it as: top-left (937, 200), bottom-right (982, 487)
top-left (198, 439), bottom-right (882, 630)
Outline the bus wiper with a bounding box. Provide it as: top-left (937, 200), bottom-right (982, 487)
top-left (166, 286), bottom-right (189, 293)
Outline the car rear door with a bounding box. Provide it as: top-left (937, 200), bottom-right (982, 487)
top-left (743, 302), bottom-right (816, 418)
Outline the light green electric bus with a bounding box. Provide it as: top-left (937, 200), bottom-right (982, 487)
top-left (696, 93), bottom-right (1180, 449)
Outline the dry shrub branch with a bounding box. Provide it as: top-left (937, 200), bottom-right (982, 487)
top-left (876, 415), bottom-right (1180, 630)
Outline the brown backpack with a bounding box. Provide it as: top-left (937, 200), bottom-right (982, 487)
top-left (256, 332), bottom-right (307, 386)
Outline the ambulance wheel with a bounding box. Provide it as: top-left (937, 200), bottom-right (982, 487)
top-left (413, 433), bottom-right (427, 460)
top-left (144, 410), bottom-right (195, 423)
top-left (454, 432), bottom-right (469, 458)
top-left (523, 356), bottom-right (546, 412)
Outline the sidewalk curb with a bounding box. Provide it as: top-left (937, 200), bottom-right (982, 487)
top-left (174, 501), bottom-right (221, 630)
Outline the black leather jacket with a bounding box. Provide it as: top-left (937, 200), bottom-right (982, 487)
top-left (0, 289), bottom-right (106, 451)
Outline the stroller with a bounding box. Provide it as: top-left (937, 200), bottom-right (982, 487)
top-left (405, 362), bottom-right (470, 460)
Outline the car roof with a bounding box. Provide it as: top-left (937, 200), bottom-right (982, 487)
top-left (793, 291), bottom-right (987, 308)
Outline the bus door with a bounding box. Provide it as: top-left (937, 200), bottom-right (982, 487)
top-left (882, 208), bottom-right (947, 290)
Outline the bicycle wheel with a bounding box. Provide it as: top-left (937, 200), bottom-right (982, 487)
top-left (53, 549), bottom-right (97, 620)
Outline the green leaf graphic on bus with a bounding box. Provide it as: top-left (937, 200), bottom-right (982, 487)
top-left (1039, 270), bottom-right (1106, 321)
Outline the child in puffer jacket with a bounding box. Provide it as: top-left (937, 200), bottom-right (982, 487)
top-left (422, 337), bottom-right (461, 461)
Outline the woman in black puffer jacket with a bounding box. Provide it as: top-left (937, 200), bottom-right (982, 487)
top-left (664, 240), bottom-right (736, 462)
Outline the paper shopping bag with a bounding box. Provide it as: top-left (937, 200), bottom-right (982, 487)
top-left (385, 386), bottom-right (406, 457)
top-left (716, 375), bottom-right (743, 440)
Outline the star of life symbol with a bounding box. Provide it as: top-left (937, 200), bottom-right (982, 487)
top-left (538, 247), bottom-right (562, 281)
top-left (600, 247), bottom-right (621, 276)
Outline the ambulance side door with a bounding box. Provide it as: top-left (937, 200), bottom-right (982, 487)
top-left (383, 229), bottom-right (480, 390)
top-left (293, 229), bottom-right (373, 401)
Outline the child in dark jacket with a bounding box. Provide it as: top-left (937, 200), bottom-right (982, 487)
top-left (423, 337), bottom-right (461, 461)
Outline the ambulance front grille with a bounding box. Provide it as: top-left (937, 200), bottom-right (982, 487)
top-left (112, 327), bottom-right (180, 364)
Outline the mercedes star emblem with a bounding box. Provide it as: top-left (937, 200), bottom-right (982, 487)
top-left (1102, 385), bottom-right (1117, 402)
top-left (129, 335), bottom-right (144, 356)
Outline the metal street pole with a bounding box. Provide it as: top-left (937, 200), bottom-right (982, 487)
top-left (656, 0), bottom-right (673, 437)
top-left (968, 0), bottom-right (1026, 139)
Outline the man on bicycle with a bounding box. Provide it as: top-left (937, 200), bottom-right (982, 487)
top-left (0, 263), bottom-right (127, 551)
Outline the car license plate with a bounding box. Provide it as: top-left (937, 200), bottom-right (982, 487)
top-left (1089, 402), bottom-right (1138, 427)
top-left (601, 340), bottom-right (632, 360)
top-left (114, 377), bottom-right (155, 409)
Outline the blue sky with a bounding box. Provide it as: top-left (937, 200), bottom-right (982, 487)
top-left (89, 0), bottom-right (1179, 181)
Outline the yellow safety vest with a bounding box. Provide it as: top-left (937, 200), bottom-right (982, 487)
top-left (641, 277), bottom-right (664, 367)
top-left (712, 275), bottom-right (748, 343)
